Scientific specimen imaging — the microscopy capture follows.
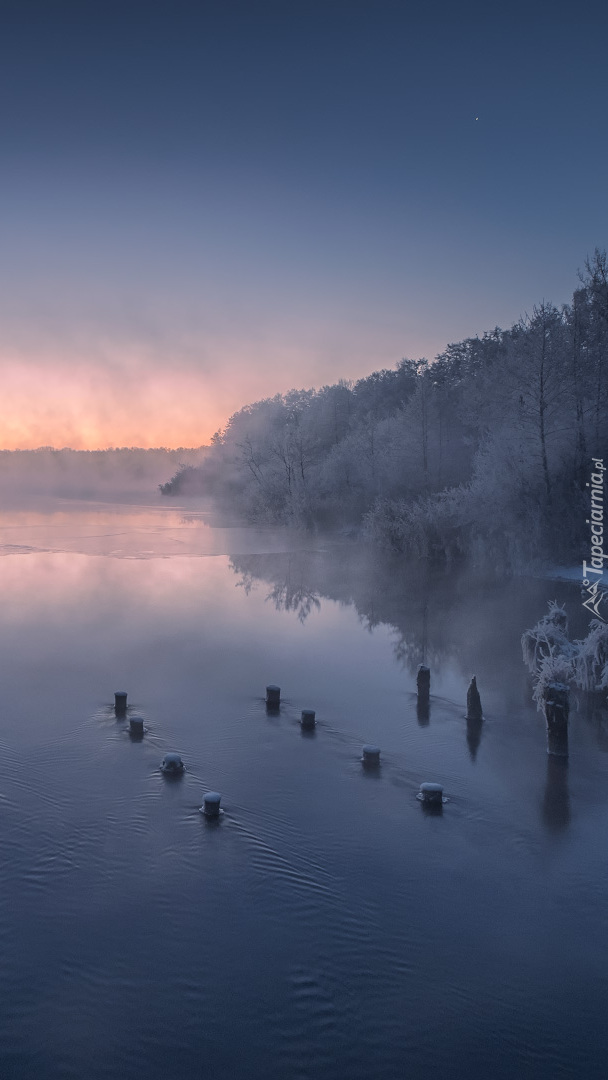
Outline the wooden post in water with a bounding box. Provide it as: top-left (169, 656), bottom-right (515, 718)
top-left (417, 665), bottom-right (430, 704)
top-left (418, 782), bottom-right (443, 807)
top-left (201, 791), bottom-right (222, 818)
top-left (362, 745), bottom-right (381, 768)
top-left (266, 685), bottom-right (281, 711)
top-left (416, 665), bottom-right (430, 723)
top-left (129, 716), bottom-right (144, 738)
top-left (466, 676), bottom-right (483, 721)
top-left (543, 682), bottom-right (569, 757)
top-left (114, 691), bottom-right (127, 716)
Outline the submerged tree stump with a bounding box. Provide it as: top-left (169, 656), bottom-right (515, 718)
top-left (543, 682), bottom-right (570, 732)
top-left (466, 676), bottom-right (483, 721)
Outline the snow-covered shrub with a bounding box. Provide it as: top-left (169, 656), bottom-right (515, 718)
top-left (531, 656), bottom-right (574, 712)
top-left (521, 601), bottom-right (579, 710)
top-left (363, 487), bottom-right (469, 562)
top-left (521, 601), bottom-right (575, 674)
top-left (572, 620), bottom-right (608, 692)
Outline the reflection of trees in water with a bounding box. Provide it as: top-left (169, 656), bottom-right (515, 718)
top-left (233, 555), bottom-right (320, 623)
top-left (228, 548), bottom-right (578, 690)
top-left (229, 547), bottom-right (588, 829)
top-left (266, 581), bottom-right (321, 624)
top-left (235, 570), bottom-right (258, 596)
top-left (392, 635), bottom-right (444, 679)
top-left (230, 550), bottom-right (461, 675)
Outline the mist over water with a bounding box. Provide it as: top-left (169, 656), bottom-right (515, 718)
top-left (0, 448), bottom-right (207, 501)
top-left (1, 496), bottom-right (607, 1080)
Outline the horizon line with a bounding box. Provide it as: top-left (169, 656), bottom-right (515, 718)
top-left (0, 445), bottom-right (209, 453)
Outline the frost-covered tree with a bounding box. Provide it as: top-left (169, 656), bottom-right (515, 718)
top-left (522, 603), bottom-right (608, 707)
top-left (160, 250), bottom-right (607, 566)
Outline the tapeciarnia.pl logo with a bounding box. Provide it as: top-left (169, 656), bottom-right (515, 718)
top-left (582, 457), bottom-right (607, 621)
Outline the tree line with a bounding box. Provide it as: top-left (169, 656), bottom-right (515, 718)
top-left (0, 446), bottom-right (206, 496)
top-left (161, 250), bottom-right (608, 568)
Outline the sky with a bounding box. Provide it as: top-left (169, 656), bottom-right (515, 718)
top-left (1, 0), bottom-right (607, 449)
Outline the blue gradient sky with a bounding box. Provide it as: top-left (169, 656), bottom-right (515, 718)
top-left (1, 0), bottom-right (606, 448)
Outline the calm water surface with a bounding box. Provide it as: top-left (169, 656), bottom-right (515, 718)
top-left (0, 498), bottom-right (606, 1080)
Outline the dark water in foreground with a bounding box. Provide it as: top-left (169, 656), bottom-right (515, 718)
top-left (0, 498), bottom-right (606, 1080)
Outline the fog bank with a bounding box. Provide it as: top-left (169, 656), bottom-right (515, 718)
top-left (0, 447), bottom-right (207, 499)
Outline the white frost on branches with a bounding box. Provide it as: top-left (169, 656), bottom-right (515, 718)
top-left (521, 602), bottom-right (608, 709)
top-left (572, 620), bottom-right (608, 692)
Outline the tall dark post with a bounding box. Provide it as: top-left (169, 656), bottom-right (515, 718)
top-left (416, 665), bottom-right (430, 723)
top-left (417, 665), bottom-right (430, 701)
top-left (114, 691), bottom-right (127, 717)
top-left (466, 676), bottom-right (483, 721)
top-left (543, 682), bottom-right (569, 757)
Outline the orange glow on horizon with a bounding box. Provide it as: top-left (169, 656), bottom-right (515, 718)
top-left (0, 354), bottom-right (231, 450)
top-left (0, 328), bottom-right (410, 450)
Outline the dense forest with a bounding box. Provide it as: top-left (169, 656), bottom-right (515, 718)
top-left (161, 251), bottom-right (608, 568)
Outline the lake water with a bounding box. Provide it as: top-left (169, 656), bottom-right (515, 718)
top-left (0, 497), bottom-right (606, 1080)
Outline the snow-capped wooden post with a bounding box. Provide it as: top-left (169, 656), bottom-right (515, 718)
top-left (129, 716), bottom-right (144, 737)
top-left (543, 682), bottom-right (569, 757)
top-left (418, 782), bottom-right (444, 807)
top-left (466, 676), bottom-right (483, 721)
top-left (362, 744), bottom-right (381, 768)
top-left (200, 791), bottom-right (222, 818)
top-left (266, 685), bottom-right (281, 711)
top-left (301, 709), bottom-right (316, 730)
top-left (114, 691), bottom-right (127, 716)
